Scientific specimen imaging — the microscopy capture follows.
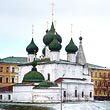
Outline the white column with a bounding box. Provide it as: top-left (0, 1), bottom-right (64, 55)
top-left (27, 54), bottom-right (35, 62)
top-left (67, 53), bottom-right (76, 62)
top-left (50, 51), bottom-right (60, 61)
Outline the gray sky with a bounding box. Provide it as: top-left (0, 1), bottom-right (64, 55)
top-left (0, 0), bottom-right (110, 67)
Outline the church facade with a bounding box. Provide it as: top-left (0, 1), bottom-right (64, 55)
top-left (0, 22), bottom-right (94, 103)
top-left (13, 22), bottom-right (94, 102)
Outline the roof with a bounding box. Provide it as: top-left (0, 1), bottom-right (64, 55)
top-left (65, 38), bottom-right (78, 53)
top-left (0, 86), bottom-right (13, 93)
top-left (55, 77), bottom-right (86, 83)
top-left (23, 70), bottom-right (45, 83)
top-left (19, 58), bottom-right (84, 66)
top-left (34, 81), bottom-right (58, 88)
top-left (87, 63), bottom-right (107, 69)
top-left (26, 38), bottom-right (39, 54)
top-left (0, 56), bottom-right (27, 64)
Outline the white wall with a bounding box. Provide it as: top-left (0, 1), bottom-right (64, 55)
top-left (0, 93), bottom-right (12, 102)
top-left (32, 87), bottom-right (61, 103)
top-left (13, 85), bottom-right (33, 102)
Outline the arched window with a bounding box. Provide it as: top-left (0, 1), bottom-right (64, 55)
top-left (75, 90), bottom-right (77, 97)
top-left (6, 67), bottom-right (9, 73)
top-left (0, 95), bottom-right (2, 99)
top-left (64, 91), bottom-right (66, 97)
top-left (6, 77), bottom-right (8, 83)
top-left (0, 67), bottom-right (3, 72)
top-left (82, 91), bottom-right (84, 97)
top-left (8, 95), bottom-right (11, 100)
top-left (12, 67), bottom-right (15, 73)
top-left (90, 92), bottom-right (92, 98)
top-left (0, 77), bottom-right (2, 83)
top-left (12, 77), bottom-right (14, 83)
top-left (48, 73), bottom-right (50, 81)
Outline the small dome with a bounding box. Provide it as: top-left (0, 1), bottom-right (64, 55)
top-left (23, 70), bottom-right (45, 83)
top-left (38, 81), bottom-right (58, 88)
top-left (43, 22), bottom-right (62, 46)
top-left (65, 38), bottom-right (78, 53)
top-left (26, 38), bottom-right (38, 54)
top-left (49, 37), bottom-right (62, 51)
top-left (79, 36), bottom-right (82, 41)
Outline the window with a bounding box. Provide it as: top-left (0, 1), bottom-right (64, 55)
top-left (0, 77), bottom-right (2, 83)
top-left (12, 67), bottom-right (15, 73)
top-left (0, 67), bottom-right (3, 72)
top-left (47, 73), bottom-right (50, 81)
top-left (91, 72), bottom-right (93, 77)
top-left (8, 95), bottom-right (11, 100)
top-left (104, 81), bottom-right (106, 86)
top-left (0, 95), bottom-right (2, 99)
top-left (95, 81), bottom-right (97, 86)
top-left (6, 77), bottom-right (8, 83)
top-left (95, 90), bottom-right (97, 95)
top-left (104, 89), bottom-right (106, 95)
top-left (95, 72), bottom-right (97, 77)
top-left (82, 91), bottom-right (84, 97)
top-left (99, 81), bottom-right (101, 86)
top-left (75, 90), bottom-right (77, 97)
top-left (108, 73), bottom-right (110, 78)
top-left (104, 73), bottom-right (106, 78)
top-left (6, 67), bottom-right (9, 73)
top-left (99, 72), bottom-right (101, 77)
top-left (90, 92), bottom-right (92, 98)
top-left (64, 91), bottom-right (66, 97)
top-left (12, 77), bottom-right (14, 83)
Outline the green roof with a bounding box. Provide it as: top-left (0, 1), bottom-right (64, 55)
top-left (37, 81), bottom-right (58, 88)
top-left (0, 56), bottom-right (27, 64)
top-left (49, 37), bottom-right (62, 51)
top-left (26, 38), bottom-right (39, 54)
top-left (87, 63), bottom-right (107, 69)
top-left (43, 22), bottom-right (62, 46)
top-left (65, 38), bottom-right (78, 53)
top-left (23, 70), bottom-right (45, 83)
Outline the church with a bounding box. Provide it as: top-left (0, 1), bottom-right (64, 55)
top-left (7, 21), bottom-right (93, 103)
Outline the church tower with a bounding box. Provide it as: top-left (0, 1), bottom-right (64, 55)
top-left (65, 38), bottom-right (78, 62)
top-left (76, 36), bottom-right (86, 65)
top-left (26, 25), bottom-right (39, 62)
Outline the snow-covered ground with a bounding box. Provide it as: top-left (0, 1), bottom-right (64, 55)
top-left (40, 101), bottom-right (110, 110)
top-left (0, 101), bottom-right (110, 110)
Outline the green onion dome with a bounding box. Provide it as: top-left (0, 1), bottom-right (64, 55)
top-left (65, 38), bottom-right (78, 53)
top-left (56, 32), bottom-right (62, 43)
top-left (26, 38), bottom-right (38, 54)
top-left (49, 37), bottom-right (62, 51)
top-left (43, 22), bottom-right (55, 46)
top-left (43, 22), bottom-right (62, 45)
top-left (38, 81), bottom-right (58, 88)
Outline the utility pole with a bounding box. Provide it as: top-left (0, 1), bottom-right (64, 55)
top-left (61, 80), bottom-right (62, 110)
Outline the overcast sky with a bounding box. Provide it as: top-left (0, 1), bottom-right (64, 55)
top-left (0, 0), bottom-right (110, 67)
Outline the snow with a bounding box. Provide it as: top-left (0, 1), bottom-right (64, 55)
top-left (0, 101), bottom-right (110, 110)
top-left (41, 101), bottom-right (110, 110)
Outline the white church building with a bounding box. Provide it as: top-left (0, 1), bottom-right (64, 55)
top-left (0, 22), bottom-right (94, 103)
